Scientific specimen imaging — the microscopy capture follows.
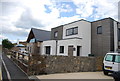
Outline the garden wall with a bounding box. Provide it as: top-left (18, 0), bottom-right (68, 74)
top-left (28, 55), bottom-right (103, 75)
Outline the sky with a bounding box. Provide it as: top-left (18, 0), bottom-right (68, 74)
top-left (0, 0), bottom-right (120, 44)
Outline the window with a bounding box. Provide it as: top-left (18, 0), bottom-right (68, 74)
top-left (73, 27), bottom-right (78, 34)
top-left (66, 27), bottom-right (78, 36)
top-left (29, 38), bottom-right (35, 43)
top-left (97, 26), bottom-right (102, 34)
top-left (105, 55), bottom-right (113, 62)
top-left (45, 46), bottom-right (51, 55)
top-left (59, 46), bottom-right (64, 53)
top-left (118, 29), bottom-right (120, 41)
top-left (54, 31), bottom-right (58, 38)
top-left (115, 55), bottom-right (120, 63)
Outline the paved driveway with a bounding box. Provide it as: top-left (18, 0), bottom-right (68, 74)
top-left (36, 72), bottom-right (113, 79)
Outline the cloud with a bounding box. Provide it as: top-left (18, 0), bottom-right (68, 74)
top-left (0, 35), bottom-right (7, 39)
top-left (1, 0), bottom-right (120, 43)
top-left (57, 3), bottom-right (74, 12)
top-left (72, 0), bottom-right (119, 20)
top-left (14, 9), bottom-right (44, 29)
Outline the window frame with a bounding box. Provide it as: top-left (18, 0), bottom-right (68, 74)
top-left (66, 27), bottom-right (78, 36)
top-left (54, 31), bottom-right (58, 38)
top-left (45, 46), bottom-right (51, 55)
top-left (59, 46), bottom-right (64, 53)
top-left (97, 26), bottom-right (102, 34)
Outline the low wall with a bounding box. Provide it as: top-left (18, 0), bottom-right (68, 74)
top-left (28, 55), bottom-right (103, 75)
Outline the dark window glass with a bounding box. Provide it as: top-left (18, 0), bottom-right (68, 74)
top-left (73, 27), bottom-right (78, 34)
top-left (54, 31), bottom-right (58, 38)
top-left (66, 27), bottom-right (78, 36)
top-left (97, 26), bottom-right (102, 34)
top-left (118, 29), bottom-right (120, 41)
top-left (45, 46), bottom-right (51, 55)
top-left (66, 29), bottom-right (73, 36)
top-left (60, 46), bottom-right (64, 53)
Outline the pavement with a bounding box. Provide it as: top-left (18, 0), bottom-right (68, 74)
top-left (36, 72), bottom-right (114, 79)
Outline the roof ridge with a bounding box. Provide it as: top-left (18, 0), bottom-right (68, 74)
top-left (31, 28), bottom-right (50, 32)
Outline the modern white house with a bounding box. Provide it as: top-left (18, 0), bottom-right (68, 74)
top-left (41, 20), bottom-right (91, 56)
top-left (26, 17), bottom-right (120, 56)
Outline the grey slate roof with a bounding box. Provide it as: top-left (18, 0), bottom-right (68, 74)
top-left (27, 28), bottom-right (51, 42)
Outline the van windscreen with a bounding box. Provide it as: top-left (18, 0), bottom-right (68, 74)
top-left (105, 54), bottom-right (113, 62)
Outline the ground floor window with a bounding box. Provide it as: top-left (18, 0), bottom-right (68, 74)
top-left (45, 46), bottom-right (51, 55)
top-left (60, 46), bottom-right (64, 53)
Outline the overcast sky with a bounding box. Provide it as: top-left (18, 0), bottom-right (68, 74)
top-left (0, 0), bottom-right (120, 44)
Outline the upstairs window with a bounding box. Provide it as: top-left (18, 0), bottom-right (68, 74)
top-left (59, 46), bottom-right (64, 53)
top-left (54, 31), bottom-right (58, 38)
top-left (66, 27), bottom-right (78, 36)
top-left (97, 26), bottom-right (102, 34)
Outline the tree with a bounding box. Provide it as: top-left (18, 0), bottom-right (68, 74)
top-left (2, 39), bottom-right (14, 49)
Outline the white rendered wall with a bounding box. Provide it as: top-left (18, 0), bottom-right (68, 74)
top-left (114, 21), bottom-right (118, 51)
top-left (57, 39), bottom-right (82, 56)
top-left (62, 20), bottom-right (91, 56)
top-left (41, 40), bottom-right (56, 55)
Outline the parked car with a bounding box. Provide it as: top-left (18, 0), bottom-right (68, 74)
top-left (103, 52), bottom-right (120, 75)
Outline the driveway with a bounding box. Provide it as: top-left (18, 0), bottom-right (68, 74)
top-left (36, 72), bottom-right (113, 79)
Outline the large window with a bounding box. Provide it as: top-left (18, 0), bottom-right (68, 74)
top-left (45, 46), bottom-right (51, 55)
top-left (66, 27), bottom-right (78, 36)
top-left (97, 26), bottom-right (102, 34)
top-left (59, 46), bottom-right (64, 53)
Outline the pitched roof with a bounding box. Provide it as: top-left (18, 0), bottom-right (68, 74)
top-left (27, 28), bottom-right (51, 42)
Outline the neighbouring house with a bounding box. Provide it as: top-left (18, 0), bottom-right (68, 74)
top-left (91, 18), bottom-right (120, 56)
top-left (26, 17), bottom-right (120, 56)
top-left (12, 41), bottom-right (27, 52)
top-left (26, 28), bottom-right (51, 54)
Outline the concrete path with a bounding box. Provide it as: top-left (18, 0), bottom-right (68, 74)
top-left (36, 72), bottom-right (113, 79)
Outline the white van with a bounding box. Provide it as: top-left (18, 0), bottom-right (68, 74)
top-left (103, 52), bottom-right (120, 75)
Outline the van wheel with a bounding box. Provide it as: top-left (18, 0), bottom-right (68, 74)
top-left (103, 70), bottom-right (108, 75)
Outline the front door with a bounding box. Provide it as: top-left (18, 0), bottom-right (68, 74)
top-left (77, 46), bottom-right (81, 56)
top-left (68, 46), bottom-right (73, 56)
